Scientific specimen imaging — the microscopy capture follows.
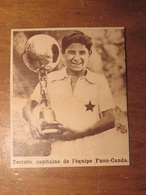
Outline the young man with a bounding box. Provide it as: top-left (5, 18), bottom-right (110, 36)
top-left (23, 30), bottom-right (115, 155)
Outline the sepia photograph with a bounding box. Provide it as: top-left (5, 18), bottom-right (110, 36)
top-left (10, 27), bottom-right (129, 168)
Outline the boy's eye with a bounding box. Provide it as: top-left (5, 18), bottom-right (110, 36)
top-left (67, 50), bottom-right (87, 55)
top-left (67, 50), bottom-right (75, 55)
top-left (79, 50), bottom-right (86, 55)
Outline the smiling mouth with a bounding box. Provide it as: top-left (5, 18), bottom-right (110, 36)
top-left (71, 62), bottom-right (82, 66)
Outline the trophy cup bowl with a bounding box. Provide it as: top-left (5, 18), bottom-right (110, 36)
top-left (22, 34), bottom-right (60, 73)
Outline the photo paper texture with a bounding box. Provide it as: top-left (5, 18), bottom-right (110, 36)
top-left (10, 27), bottom-right (129, 168)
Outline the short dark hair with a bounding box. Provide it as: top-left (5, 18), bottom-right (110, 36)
top-left (61, 30), bottom-right (92, 54)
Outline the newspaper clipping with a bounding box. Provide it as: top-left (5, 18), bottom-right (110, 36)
top-left (11, 27), bottom-right (130, 168)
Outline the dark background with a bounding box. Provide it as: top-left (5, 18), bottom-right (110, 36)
top-left (0, 0), bottom-right (146, 194)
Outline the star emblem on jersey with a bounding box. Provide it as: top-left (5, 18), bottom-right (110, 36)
top-left (85, 101), bottom-right (95, 112)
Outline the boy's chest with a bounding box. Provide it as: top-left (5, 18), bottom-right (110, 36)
top-left (47, 78), bottom-right (99, 104)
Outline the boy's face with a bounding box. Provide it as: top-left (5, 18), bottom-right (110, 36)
top-left (63, 43), bottom-right (90, 73)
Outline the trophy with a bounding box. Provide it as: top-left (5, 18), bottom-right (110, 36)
top-left (22, 34), bottom-right (62, 137)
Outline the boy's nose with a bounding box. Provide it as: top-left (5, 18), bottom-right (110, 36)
top-left (73, 52), bottom-right (80, 60)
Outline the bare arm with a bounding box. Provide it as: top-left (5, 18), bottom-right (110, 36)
top-left (22, 99), bottom-right (38, 123)
top-left (58, 109), bottom-right (115, 141)
top-left (83, 109), bottom-right (115, 137)
top-left (22, 99), bottom-right (44, 139)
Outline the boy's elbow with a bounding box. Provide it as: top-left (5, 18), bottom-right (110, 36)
top-left (22, 104), bottom-right (28, 121)
top-left (109, 114), bottom-right (116, 129)
top-left (110, 118), bottom-right (115, 128)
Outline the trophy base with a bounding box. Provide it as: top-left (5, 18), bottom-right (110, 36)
top-left (41, 121), bottom-right (63, 139)
top-left (33, 105), bottom-right (62, 138)
top-left (42, 128), bottom-right (58, 134)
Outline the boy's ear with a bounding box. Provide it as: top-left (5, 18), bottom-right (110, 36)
top-left (62, 51), bottom-right (67, 58)
top-left (60, 52), bottom-right (66, 63)
top-left (89, 50), bottom-right (92, 55)
top-left (61, 47), bottom-right (65, 54)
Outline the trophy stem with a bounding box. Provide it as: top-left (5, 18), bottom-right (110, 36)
top-left (39, 66), bottom-right (56, 123)
top-left (39, 66), bottom-right (49, 107)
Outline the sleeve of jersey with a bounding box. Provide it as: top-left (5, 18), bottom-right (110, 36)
top-left (98, 76), bottom-right (115, 113)
top-left (30, 83), bottom-right (42, 104)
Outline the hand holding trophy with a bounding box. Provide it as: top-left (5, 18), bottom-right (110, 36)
top-left (22, 34), bottom-right (63, 139)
